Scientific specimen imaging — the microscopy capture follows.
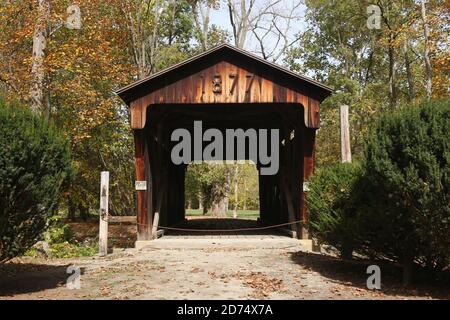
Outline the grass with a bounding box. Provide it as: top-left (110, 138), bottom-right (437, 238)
top-left (24, 242), bottom-right (98, 258)
top-left (185, 209), bottom-right (260, 220)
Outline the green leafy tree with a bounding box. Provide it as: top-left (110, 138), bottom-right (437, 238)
top-left (185, 162), bottom-right (260, 215)
top-left (0, 97), bottom-right (72, 262)
top-left (307, 163), bottom-right (363, 259)
top-left (359, 100), bottom-right (450, 284)
top-left (284, 0), bottom-right (449, 168)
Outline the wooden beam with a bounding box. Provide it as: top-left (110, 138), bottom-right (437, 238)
top-left (130, 97), bottom-right (150, 129)
top-left (281, 174), bottom-right (299, 239)
top-left (99, 171), bottom-right (109, 256)
top-left (282, 128), bottom-right (302, 239)
top-left (134, 129), bottom-right (152, 240)
top-left (301, 128), bottom-right (316, 239)
top-left (340, 105), bottom-right (352, 163)
top-left (152, 212), bottom-right (160, 239)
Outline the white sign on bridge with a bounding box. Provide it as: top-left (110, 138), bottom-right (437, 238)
top-left (135, 181), bottom-right (147, 191)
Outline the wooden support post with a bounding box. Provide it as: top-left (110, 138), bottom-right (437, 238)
top-left (152, 212), bottom-right (160, 239)
top-left (301, 129), bottom-right (316, 239)
top-left (99, 171), bottom-right (109, 256)
top-left (258, 171), bottom-right (267, 223)
top-left (134, 130), bottom-right (152, 241)
top-left (278, 127), bottom-right (301, 239)
top-left (282, 176), bottom-right (299, 239)
top-left (340, 105), bottom-right (352, 163)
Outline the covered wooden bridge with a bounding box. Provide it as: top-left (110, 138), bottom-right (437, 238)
top-left (116, 44), bottom-right (332, 243)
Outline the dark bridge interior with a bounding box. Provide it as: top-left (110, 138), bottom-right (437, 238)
top-left (142, 103), bottom-right (312, 237)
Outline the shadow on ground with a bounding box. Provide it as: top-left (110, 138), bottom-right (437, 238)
top-left (0, 263), bottom-right (84, 296)
top-left (290, 251), bottom-right (450, 299)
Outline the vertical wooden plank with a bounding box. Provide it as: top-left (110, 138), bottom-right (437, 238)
top-left (258, 172), bottom-right (267, 222)
top-left (177, 73), bottom-right (185, 103)
top-left (272, 83), bottom-right (279, 103)
top-left (152, 212), bottom-right (160, 239)
top-left (224, 61), bottom-right (231, 103)
top-left (204, 65), bottom-right (214, 103)
top-left (186, 74), bottom-right (194, 103)
top-left (99, 171), bottom-right (109, 256)
top-left (163, 77), bottom-right (170, 103)
top-left (296, 93), bottom-right (308, 127)
top-left (238, 66), bottom-right (247, 103)
top-left (252, 75), bottom-right (261, 102)
top-left (281, 172), bottom-right (300, 238)
top-left (157, 89), bottom-right (164, 104)
top-left (301, 128), bottom-right (316, 239)
top-left (340, 104), bottom-right (352, 163)
top-left (304, 97), bottom-right (321, 128)
top-left (281, 127), bottom-right (301, 239)
top-left (179, 75), bottom-right (187, 103)
top-left (195, 71), bottom-right (204, 103)
top-left (130, 100), bottom-right (142, 129)
top-left (286, 88), bottom-right (295, 103)
top-left (306, 97), bottom-right (313, 128)
top-left (278, 85), bottom-right (287, 104)
top-left (130, 97), bottom-right (150, 129)
top-left (230, 65), bottom-right (240, 103)
top-left (213, 62), bottom-right (224, 103)
top-left (134, 129), bottom-right (152, 240)
top-left (261, 78), bottom-right (273, 102)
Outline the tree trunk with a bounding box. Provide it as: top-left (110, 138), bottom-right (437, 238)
top-left (421, 0), bottom-right (433, 98)
top-left (123, 0), bottom-right (164, 79)
top-left (67, 198), bottom-right (76, 221)
top-left (211, 175), bottom-right (229, 219)
top-left (212, 197), bottom-right (227, 218)
top-left (243, 179), bottom-right (247, 211)
top-left (30, 0), bottom-right (50, 114)
top-left (403, 40), bottom-right (415, 101)
top-left (220, 197), bottom-right (228, 218)
top-left (198, 191), bottom-right (203, 210)
top-left (227, 0), bottom-right (252, 49)
top-left (224, 168), bottom-right (231, 216)
top-left (402, 256), bottom-right (414, 287)
top-left (200, 191), bottom-right (208, 215)
top-left (79, 204), bottom-right (89, 222)
top-left (388, 42), bottom-right (397, 108)
top-left (193, 1), bottom-right (210, 51)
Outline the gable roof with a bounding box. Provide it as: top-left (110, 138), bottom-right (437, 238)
top-left (116, 43), bottom-right (333, 105)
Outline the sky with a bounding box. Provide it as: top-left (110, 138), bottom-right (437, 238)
top-left (207, 0), bottom-right (308, 63)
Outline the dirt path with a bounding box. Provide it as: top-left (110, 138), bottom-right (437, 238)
top-left (0, 237), bottom-right (447, 300)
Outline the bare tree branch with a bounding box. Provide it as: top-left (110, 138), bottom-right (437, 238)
top-left (250, 0), bottom-right (302, 62)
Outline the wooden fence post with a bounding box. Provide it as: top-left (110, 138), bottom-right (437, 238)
top-left (152, 212), bottom-right (160, 239)
top-left (340, 105), bottom-right (352, 163)
top-left (99, 171), bottom-right (109, 256)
